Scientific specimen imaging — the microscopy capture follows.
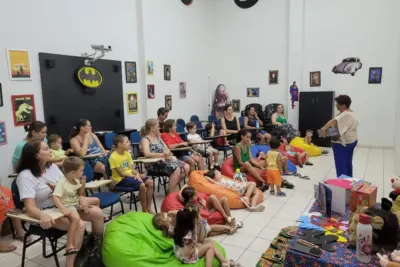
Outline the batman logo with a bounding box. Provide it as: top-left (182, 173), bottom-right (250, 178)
top-left (77, 66), bottom-right (103, 88)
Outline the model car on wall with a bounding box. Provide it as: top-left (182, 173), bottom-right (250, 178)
top-left (332, 57), bottom-right (362, 76)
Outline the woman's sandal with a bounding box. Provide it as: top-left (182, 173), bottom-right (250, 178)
top-left (239, 197), bottom-right (251, 209)
top-left (64, 247), bottom-right (79, 256)
top-left (0, 243), bottom-right (17, 253)
top-left (235, 221), bottom-right (244, 228)
top-left (250, 204), bottom-right (266, 212)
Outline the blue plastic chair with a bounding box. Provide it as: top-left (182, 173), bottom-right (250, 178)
top-left (239, 116), bottom-right (245, 128)
top-left (104, 132), bottom-right (117, 150)
top-left (177, 119), bottom-right (186, 128)
top-left (208, 115), bottom-right (217, 122)
top-left (190, 115), bottom-right (200, 122)
top-left (83, 162), bottom-right (124, 220)
top-left (130, 131), bottom-right (142, 157)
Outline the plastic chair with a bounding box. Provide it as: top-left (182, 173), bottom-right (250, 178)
top-left (208, 114), bottom-right (217, 122)
top-left (177, 124), bottom-right (185, 133)
top-left (239, 116), bottom-right (245, 128)
top-left (190, 115), bottom-right (200, 122)
top-left (104, 132), bottom-right (117, 150)
top-left (130, 131), bottom-right (142, 157)
top-left (177, 119), bottom-right (186, 128)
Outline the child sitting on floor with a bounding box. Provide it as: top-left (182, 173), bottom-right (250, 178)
top-left (203, 169), bottom-right (264, 212)
top-left (304, 129), bottom-right (329, 154)
top-left (52, 157), bottom-right (100, 256)
top-left (186, 122), bottom-right (220, 170)
top-left (266, 138), bottom-right (286, 197)
top-left (48, 134), bottom-right (73, 168)
top-left (281, 137), bottom-right (312, 168)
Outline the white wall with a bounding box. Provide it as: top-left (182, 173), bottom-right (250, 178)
top-left (0, 0), bottom-right (143, 181)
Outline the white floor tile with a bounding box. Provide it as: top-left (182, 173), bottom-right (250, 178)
top-left (258, 227), bottom-right (281, 240)
top-left (247, 237), bottom-right (272, 253)
top-left (220, 244), bottom-right (245, 261)
top-left (0, 252), bottom-right (22, 267)
top-left (222, 232), bottom-right (256, 249)
top-left (274, 203), bottom-right (307, 221)
top-left (267, 217), bottom-right (297, 230)
top-left (237, 250), bottom-right (262, 267)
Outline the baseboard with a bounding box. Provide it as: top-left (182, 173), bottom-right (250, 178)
top-left (356, 144), bottom-right (394, 150)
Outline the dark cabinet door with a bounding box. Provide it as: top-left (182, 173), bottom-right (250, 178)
top-left (298, 92), bottom-right (316, 135)
top-left (314, 91), bottom-right (335, 127)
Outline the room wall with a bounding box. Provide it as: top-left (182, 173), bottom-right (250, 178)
top-left (0, 0), bottom-right (143, 181)
top-left (141, 0), bottom-right (209, 121)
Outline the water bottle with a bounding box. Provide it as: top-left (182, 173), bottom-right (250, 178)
top-left (234, 169), bottom-right (241, 181)
top-left (356, 214), bottom-right (372, 263)
top-left (256, 121), bottom-right (259, 128)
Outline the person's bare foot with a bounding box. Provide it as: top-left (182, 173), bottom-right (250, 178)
top-left (0, 242), bottom-right (17, 253)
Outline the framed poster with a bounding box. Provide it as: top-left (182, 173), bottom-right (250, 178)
top-left (179, 82), bottom-right (186, 99)
top-left (0, 121), bottom-right (7, 146)
top-left (269, 70), bottom-right (278, 84)
top-left (127, 93), bottom-right (138, 114)
top-left (310, 71), bottom-right (321, 87)
top-left (11, 94), bottom-right (36, 126)
top-left (164, 65), bottom-right (171, 81)
top-left (125, 61), bottom-right (137, 83)
top-left (232, 99), bottom-right (240, 112)
top-left (368, 67), bottom-right (382, 84)
top-left (146, 61), bottom-right (154, 76)
top-left (0, 83), bottom-right (3, 107)
top-left (147, 84), bottom-right (155, 99)
top-left (247, 87), bottom-right (259, 97)
top-left (165, 95), bottom-right (172, 110)
top-left (6, 49), bottom-right (32, 80)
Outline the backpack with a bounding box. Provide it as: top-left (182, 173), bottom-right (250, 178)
top-left (74, 233), bottom-right (104, 267)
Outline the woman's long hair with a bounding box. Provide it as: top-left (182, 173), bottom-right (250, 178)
top-left (173, 207), bottom-right (198, 247)
top-left (16, 139), bottom-right (50, 176)
top-left (70, 118), bottom-right (89, 139)
top-left (236, 129), bottom-right (250, 143)
top-left (24, 121), bottom-right (46, 138)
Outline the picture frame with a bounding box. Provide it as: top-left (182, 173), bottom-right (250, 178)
top-left (6, 48), bottom-right (32, 81)
top-left (232, 99), bottom-right (240, 112)
top-left (11, 94), bottom-right (36, 126)
top-left (0, 83), bottom-right (3, 107)
top-left (0, 121), bottom-right (7, 146)
top-left (125, 62), bottom-right (137, 83)
top-left (310, 71), bottom-right (321, 87)
top-left (164, 65), bottom-right (171, 81)
top-left (269, 70), bottom-right (278, 84)
top-left (147, 84), bottom-right (155, 99)
top-left (368, 67), bottom-right (382, 84)
top-left (126, 93), bottom-right (139, 114)
top-left (247, 87), bottom-right (259, 97)
top-left (179, 82), bottom-right (187, 99)
top-left (165, 95), bottom-right (172, 110)
top-left (146, 61), bottom-right (154, 76)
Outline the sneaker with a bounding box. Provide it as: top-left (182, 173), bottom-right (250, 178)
top-left (270, 190), bottom-right (275, 195)
top-left (281, 180), bottom-right (294, 189)
top-left (277, 192), bottom-right (286, 197)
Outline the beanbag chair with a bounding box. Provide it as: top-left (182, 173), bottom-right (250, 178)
top-left (250, 145), bottom-right (297, 173)
top-left (103, 212), bottom-right (226, 267)
top-left (161, 191), bottom-right (224, 225)
top-left (221, 157), bottom-right (267, 186)
top-left (279, 143), bottom-right (307, 165)
top-left (188, 170), bottom-right (264, 209)
top-left (289, 137), bottom-right (321, 157)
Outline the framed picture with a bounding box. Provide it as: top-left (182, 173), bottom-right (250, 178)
top-left (0, 83), bottom-right (3, 107)
top-left (164, 65), bottom-right (171, 81)
top-left (179, 82), bottom-right (187, 99)
top-left (310, 71), bottom-right (321, 87)
top-left (269, 70), bottom-right (278, 84)
top-left (232, 99), bottom-right (240, 112)
top-left (368, 67), bottom-right (382, 84)
top-left (146, 61), bottom-right (154, 76)
top-left (6, 49), bottom-right (32, 80)
top-left (0, 121), bottom-right (7, 146)
top-left (165, 95), bottom-right (172, 110)
top-left (247, 87), bottom-right (259, 97)
top-left (147, 84), bottom-right (155, 99)
top-left (11, 94), bottom-right (36, 126)
top-left (126, 93), bottom-right (138, 114)
top-left (125, 62), bottom-right (137, 83)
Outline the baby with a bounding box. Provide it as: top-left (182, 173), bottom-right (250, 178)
top-left (48, 134), bottom-right (73, 167)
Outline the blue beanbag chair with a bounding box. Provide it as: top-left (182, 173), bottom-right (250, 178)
top-left (250, 145), bottom-right (297, 174)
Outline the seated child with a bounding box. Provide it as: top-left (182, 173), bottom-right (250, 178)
top-left (266, 138), bottom-right (286, 197)
top-left (203, 170), bottom-right (264, 212)
top-left (186, 122), bottom-right (220, 170)
top-left (179, 186), bottom-right (237, 226)
top-left (281, 137), bottom-right (312, 168)
top-left (109, 134), bottom-right (154, 213)
top-left (48, 134), bottom-right (73, 168)
top-left (305, 129), bottom-right (329, 154)
top-left (172, 207), bottom-right (240, 267)
top-left (205, 122), bottom-right (230, 147)
top-left (52, 157), bottom-right (100, 256)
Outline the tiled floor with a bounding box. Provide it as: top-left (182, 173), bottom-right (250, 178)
top-left (0, 147), bottom-right (394, 267)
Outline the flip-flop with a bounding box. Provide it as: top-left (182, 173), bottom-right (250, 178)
top-left (240, 196), bottom-right (250, 206)
top-left (250, 204), bottom-right (265, 212)
top-left (229, 225), bottom-right (238, 234)
top-left (305, 162), bottom-right (313, 166)
top-left (229, 259), bottom-right (243, 267)
top-left (240, 197), bottom-right (251, 209)
top-left (235, 221), bottom-right (244, 228)
top-left (0, 243), bottom-right (17, 253)
top-left (64, 247), bottom-right (79, 256)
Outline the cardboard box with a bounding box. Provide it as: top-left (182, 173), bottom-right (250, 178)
top-left (324, 179), bottom-right (352, 215)
top-left (349, 183), bottom-right (377, 212)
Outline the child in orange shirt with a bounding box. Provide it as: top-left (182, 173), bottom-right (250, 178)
top-left (266, 138), bottom-right (286, 196)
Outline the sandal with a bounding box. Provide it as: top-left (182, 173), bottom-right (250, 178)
top-left (229, 225), bottom-right (238, 234)
top-left (270, 190), bottom-right (275, 195)
top-left (276, 192), bottom-right (286, 197)
top-left (229, 259), bottom-right (243, 267)
top-left (305, 162), bottom-right (313, 166)
top-left (250, 204), bottom-right (265, 212)
top-left (64, 247), bottom-right (79, 256)
top-left (235, 221), bottom-right (244, 228)
top-left (322, 150), bottom-right (329, 154)
top-left (239, 198), bottom-right (251, 209)
top-left (0, 243), bottom-right (17, 253)
top-left (281, 180), bottom-right (294, 189)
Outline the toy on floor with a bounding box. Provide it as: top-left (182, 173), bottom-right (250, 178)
top-left (377, 250), bottom-right (400, 267)
top-left (389, 178), bottom-right (400, 213)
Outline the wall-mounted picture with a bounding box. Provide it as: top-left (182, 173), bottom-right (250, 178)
top-left (11, 94), bottom-right (36, 126)
top-left (332, 57), bottom-right (362, 76)
top-left (147, 84), bottom-right (155, 99)
top-left (165, 95), bottom-right (172, 110)
top-left (164, 65), bottom-right (171, 81)
top-left (368, 67), bottom-right (382, 84)
top-left (0, 83), bottom-right (3, 107)
top-left (127, 93), bottom-right (138, 114)
top-left (0, 121), bottom-right (7, 146)
top-left (6, 49), bottom-right (32, 80)
top-left (232, 99), bottom-right (240, 112)
top-left (269, 70), bottom-right (278, 84)
top-left (179, 82), bottom-right (187, 99)
top-left (125, 61), bottom-right (137, 83)
top-left (310, 71), bottom-right (321, 87)
top-left (146, 61), bottom-right (154, 76)
top-left (247, 87), bottom-right (259, 97)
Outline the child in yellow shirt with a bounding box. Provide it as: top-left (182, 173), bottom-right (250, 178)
top-left (48, 134), bottom-right (73, 167)
top-left (266, 138), bottom-right (286, 197)
top-left (109, 135), bottom-right (154, 213)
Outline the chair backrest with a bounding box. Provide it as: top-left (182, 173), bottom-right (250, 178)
top-left (177, 124), bottom-right (185, 133)
top-left (180, 132), bottom-right (188, 142)
top-left (195, 121), bottom-right (203, 129)
top-left (104, 132), bottom-right (117, 150)
top-left (176, 119), bottom-right (186, 128)
top-left (216, 119), bottom-right (221, 126)
top-left (84, 161), bottom-right (95, 182)
top-left (264, 103), bottom-right (282, 122)
top-left (130, 131), bottom-right (141, 143)
top-left (208, 115), bottom-right (217, 122)
top-left (239, 116), bottom-right (245, 127)
top-left (11, 178), bottom-right (24, 210)
top-left (105, 153), bottom-right (112, 177)
top-left (190, 115), bottom-right (200, 122)
top-left (241, 103), bottom-right (264, 118)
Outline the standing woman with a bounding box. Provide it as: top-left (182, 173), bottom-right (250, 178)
top-left (12, 121), bottom-right (47, 169)
top-left (271, 104), bottom-right (300, 142)
top-left (321, 95), bottom-right (358, 177)
top-left (70, 119), bottom-right (109, 179)
top-left (244, 106), bottom-right (271, 144)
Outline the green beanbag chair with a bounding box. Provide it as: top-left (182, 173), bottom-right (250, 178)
top-left (102, 212), bottom-right (226, 267)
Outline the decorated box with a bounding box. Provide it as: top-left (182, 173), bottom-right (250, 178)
top-left (349, 183), bottom-right (377, 212)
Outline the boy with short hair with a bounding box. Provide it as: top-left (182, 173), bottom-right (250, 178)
top-left (266, 137), bottom-right (286, 197)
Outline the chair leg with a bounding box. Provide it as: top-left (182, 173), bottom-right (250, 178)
top-left (163, 177), bottom-right (168, 196)
top-left (8, 218), bottom-right (16, 239)
top-left (153, 194), bottom-right (158, 213)
top-left (133, 193), bottom-right (138, 211)
top-left (47, 236), bottom-right (61, 267)
top-left (110, 205), bottom-right (114, 220)
top-left (157, 177), bottom-right (160, 192)
top-left (21, 233), bottom-right (30, 267)
top-left (120, 200), bottom-right (125, 214)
